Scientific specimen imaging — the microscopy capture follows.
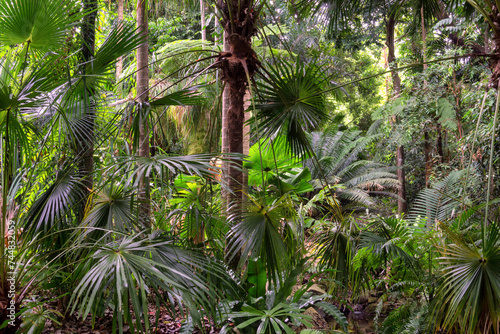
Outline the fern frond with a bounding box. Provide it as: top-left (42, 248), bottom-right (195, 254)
top-left (314, 302), bottom-right (348, 333)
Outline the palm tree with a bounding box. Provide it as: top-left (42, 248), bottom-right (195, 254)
top-left (136, 0), bottom-right (151, 225)
top-left (216, 0), bottom-right (264, 192)
top-left (77, 0), bottom-right (98, 221)
top-left (214, 0), bottom-right (262, 269)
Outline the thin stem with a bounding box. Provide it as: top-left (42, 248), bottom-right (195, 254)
top-left (0, 108), bottom-right (9, 291)
top-left (462, 90), bottom-right (488, 213)
top-left (484, 82), bottom-right (500, 241)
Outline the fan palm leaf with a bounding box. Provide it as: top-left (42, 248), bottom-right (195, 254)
top-left (23, 167), bottom-right (83, 242)
top-left (254, 58), bottom-right (332, 158)
top-left (112, 153), bottom-right (223, 187)
top-left (226, 197), bottom-right (292, 285)
top-left (77, 185), bottom-right (137, 241)
top-left (0, 0), bottom-right (83, 51)
top-left (432, 222), bottom-right (500, 333)
top-left (70, 232), bottom-right (222, 334)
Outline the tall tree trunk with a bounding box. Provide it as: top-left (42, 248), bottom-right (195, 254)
top-left (226, 77), bottom-right (245, 213)
top-left (78, 0), bottom-right (98, 221)
top-left (214, 7), bottom-right (220, 47)
top-left (116, 0), bottom-right (124, 80)
top-left (386, 12), bottom-right (401, 95)
top-left (421, 5), bottom-right (433, 188)
top-left (221, 32), bottom-right (230, 216)
top-left (200, 0), bottom-right (207, 41)
top-left (137, 0), bottom-right (150, 226)
top-left (386, 10), bottom-right (407, 215)
top-left (218, 0), bottom-right (259, 269)
top-left (421, 4), bottom-right (427, 69)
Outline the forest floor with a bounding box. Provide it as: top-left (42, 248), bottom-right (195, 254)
top-left (40, 293), bottom-right (390, 333)
top-left (40, 273), bottom-right (393, 333)
top-left (41, 307), bottom-right (219, 334)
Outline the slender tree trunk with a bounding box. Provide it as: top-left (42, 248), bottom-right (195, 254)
top-left (78, 0), bottom-right (98, 221)
top-left (436, 124), bottom-right (444, 164)
top-left (421, 4), bottom-right (427, 69)
top-left (200, 0), bottom-right (207, 41)
top-left (221, 32), bottom-right (230, 216)
top-left (386, 10), bottom-right (407, 215)
top-left (137, 0), bottom-right (150, 226)
top-left (386, 12), bottom-right (401, 95)
top-left (214, 8), bottom-right (220, 47)
top-left (396, 146), bottom-right (407, 214)
top-left (424, 131), bottom-right (432, 186)
top-left (226, 80), bottom-right (245, 211)
top-left (116, 0), bottom-right (124, 80)
top-left (242, 91), bottom-right (251, 198)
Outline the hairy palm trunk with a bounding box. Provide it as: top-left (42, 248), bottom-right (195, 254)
top-left (137, 0), bottom-right (150, 226)
top-left (217, 0), bottom-right (259, 268)
top-left (78, 0), bottom-right (98, 221)
top-left (386, 11), bottom-right (407, 214)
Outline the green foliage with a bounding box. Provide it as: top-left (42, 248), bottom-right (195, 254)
top-left (149, 17), bottom-right (203, 49)
top-left (247, 258), bottom-right (267, 299)
top-left (226, 199), bottom-right (291, 285)
top-left (314, 302), bottom-right (348, 333)
top-left (244, 136), bottom-right (313, 198)
top-left (219, 259), bottom-right (349, 334)
top-left (70, 233), bottom-right (221, 333)
top-left (0, 0), bottom-right (83, 51)
top-left (408, 169), bottom-right (478, 227)
top-left (16, 298), bottom-right (63, 334)
top-left (2, 0), bottom-right (500, 333)
top-left (305, 125), bottom-right (399, 208)
top-left (255, 57), bottom-right (332, 157)
top-left (432, 222), bottom-right (500, 333)
top-left (378, 302), bottom-right (428, 334)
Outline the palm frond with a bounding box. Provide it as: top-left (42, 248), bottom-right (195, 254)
top-left (70, 233), bottom-right (222, 333)
top-left (24, 167), bottom-right (83, 241)
top-left (254, 57), bottom-right (331, 158)
top-left (226, 199), bottom-right (290, 285)
top-left (432, 222), bottom-right (500, 333)
top-left (77, 185), bottom-right (137, 241)
top-left (110, 154), bottom-right (225, 187)
top-left (0, 0), bottom-right (83, 51)
top-left (315, 302), bottom-right (348, 333)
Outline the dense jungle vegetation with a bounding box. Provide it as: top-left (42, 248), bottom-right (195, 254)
top-left (1, 0), bottom-right (500, 333)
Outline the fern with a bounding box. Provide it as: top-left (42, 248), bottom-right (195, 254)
top-left (300, 330), bottom-right (324, 334)
top-left (378, 303), bottom-right (413, 334)
top-left (401, 304), bottom-right (428, 333)
top-left (314, 302), bottom-right (348, 333)
top-left (408, 169), bottom-right (478, 228)
top-left (179, 315), bottom-right (195, 334)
